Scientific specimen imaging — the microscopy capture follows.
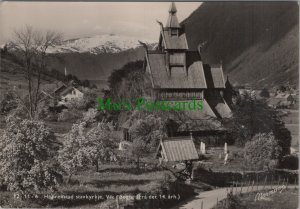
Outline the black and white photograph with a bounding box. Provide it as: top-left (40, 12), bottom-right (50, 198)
top-left (0, 1), bottom-right (299, 209)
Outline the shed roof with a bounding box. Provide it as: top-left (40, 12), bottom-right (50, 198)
top-left (158, 137), bottom-right (198, 162)
top-left (146, 51), bottom-right (207, 89)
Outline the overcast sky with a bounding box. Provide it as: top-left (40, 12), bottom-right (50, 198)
top-left (0, 2), bottom-right (202, 45)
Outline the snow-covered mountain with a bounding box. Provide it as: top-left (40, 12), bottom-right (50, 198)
top-left (48, 34), bottom-right (156, 54)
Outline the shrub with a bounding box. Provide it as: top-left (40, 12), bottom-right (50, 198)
top-left (280, 155), bottom-right (298, 170)
top-left (0, 91), bottom-right (18, 114)
top-left (244, 132), bottom-right (282, 170)
top-left (213, 192), bottom-right (246, 209)
top-left (259, 88), bottom-right (270, 98)
top-left (58, 108), bottom-right (82, 122)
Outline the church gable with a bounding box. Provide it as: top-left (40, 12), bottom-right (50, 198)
top-left (146, 52), bottom-right (207, 89)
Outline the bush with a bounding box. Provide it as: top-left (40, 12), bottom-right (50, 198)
top-left (0, 91), bottom-right (18, 114)
top-left (244, 132), bottom-right (282, 170)
top-left (213, 192), bottom-right (246, 209)
top-left (259, 88), bottom-right (270, 98)
top-left (58, 108), bottom-right (82, 122)
top-left (280, 155), bottom-right (298, 170)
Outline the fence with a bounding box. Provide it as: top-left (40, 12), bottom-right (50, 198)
top-left (192, 166), bottom-right (298, 187)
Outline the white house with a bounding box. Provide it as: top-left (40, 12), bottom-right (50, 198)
top-left (56, 85), bottom-right (84, 105)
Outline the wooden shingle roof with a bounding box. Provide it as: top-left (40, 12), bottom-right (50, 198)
top-left (161, 30), bottom-right (188, 50)
top-left (158, 137), bottom-right (198, 162)
top-left (203, 64), bottom-right (225, 88)
top-left (146, 51), bottom-right (207, 89)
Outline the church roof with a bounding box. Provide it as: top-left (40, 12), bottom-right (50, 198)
top-left (203, 64), bottom-right (226, 88)
top-left (161, 29), bottom-right (188, 50)
top-left (205, 90), bottom-right (232, 118)
top-left (146, 51), bottom-right (207, 89)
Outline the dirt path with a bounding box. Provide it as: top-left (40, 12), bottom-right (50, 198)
top-left (172, 185), bottom-right (296, 209)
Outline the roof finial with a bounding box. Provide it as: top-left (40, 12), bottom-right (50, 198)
top-left (169, 2), bottom-right (177, 14)
top-left (138, 40), bottom-right (148, 52)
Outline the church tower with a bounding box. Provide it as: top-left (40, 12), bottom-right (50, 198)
top-left (166, 2), bottom-right (180, 36)
top-left (157, 2), bottom-right (189, 75)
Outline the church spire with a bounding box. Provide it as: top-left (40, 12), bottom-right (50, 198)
top-left (169, 2), bottom-right (177, 14)
top-left (166, 2), bottom-right (180, 29)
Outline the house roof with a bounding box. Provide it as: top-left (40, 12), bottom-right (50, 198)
top-left (203, 64), bottom-right (225, 88)
top-left (161, 30), bottom-right (188, 50)
top-left (158, 137), bottom-right (198, 162)
top-left (146, 51), bottom-right (207, 89)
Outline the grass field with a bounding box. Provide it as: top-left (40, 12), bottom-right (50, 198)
top-left (0, 163), bottom-right (172, 208)
top-left (199, 146), bottom-right (246, 172)
top-left (239, 188), bottom-right (298, 209)
top-left (213, 188), bottom-right (298, 209)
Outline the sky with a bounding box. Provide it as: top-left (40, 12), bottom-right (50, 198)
top-left (0, 2), bottom-right (202, 45)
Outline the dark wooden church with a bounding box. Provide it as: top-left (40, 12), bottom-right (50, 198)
top-left (142, 2), bottom-right (233, 148)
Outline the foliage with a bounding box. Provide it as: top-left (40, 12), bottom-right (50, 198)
top-left (128, 112), bottom-right (166, 170)
top-left (84, 122), bottom-right (116, 171)
top-left (223, 93), bottom-right (291, 153)
top-left (213, 192), bottom-right (246, 209)
top-left (0, 117), bottom-right (63, 193)
top-left (57, 108), bottom-right (83, 122)
top-left (0, 91), bottom-right (18, 114)
top-left (82, 108), bottom-right (98, 125)
top-left (106, 61), bottom-right (144, 118)
top-left (280, 154), bottom-right (298, 170)
top-left (244, 132), bottom-right (282, 170)
top-left (81, 88), bottom-right (98, 110)
top-left (259, 88), bottom-right (270, 98)
top-left (58, 121), bottom-right (116, 181)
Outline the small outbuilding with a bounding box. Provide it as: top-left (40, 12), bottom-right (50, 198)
top-left (156, 137), bottom-right (198, 162)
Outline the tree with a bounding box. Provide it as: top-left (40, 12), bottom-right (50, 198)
top-left (81, 88), bottom-right (98, 110)
top-left (11, 26), bottom-right (62, 119)
top-left (244, 132), bottom-right (282, 170)
top-left (0, 117), bottom-right (63, 193)
top-left (58, 121), bottom-right (116, 182)
top-left (58, 122), bottom-right (86, 183)
top-left (223, 93), bottom-right (291, 152)
top-left (128, 112), bottom-right (166, 170)
top-left (85, 122), bottom-right (116, 171)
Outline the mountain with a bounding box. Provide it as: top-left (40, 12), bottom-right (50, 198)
top-left (46, 34), bottom-right (156, 80)
top-left (48, 34), bottom-right (155, 54)
top-left (47, 47), bottom-right (147, 80)
top-left (182, 2), bottom-right (299, 88)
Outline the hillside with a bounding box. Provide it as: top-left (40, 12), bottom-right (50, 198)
top-left (0, 51), bottom-right (58, 98)
top-left (47, 46), bottom-right (147, 80)
top-left (182, 2), bottom-right (299, 88)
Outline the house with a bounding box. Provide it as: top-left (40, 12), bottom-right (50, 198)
top-left (140, 2), bottom-right (233, 147)
top-left (41, 81), bottom-right (84, 106)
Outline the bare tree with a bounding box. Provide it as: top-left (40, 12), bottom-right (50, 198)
top-left (10, 25), bottom-right (62, 119)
